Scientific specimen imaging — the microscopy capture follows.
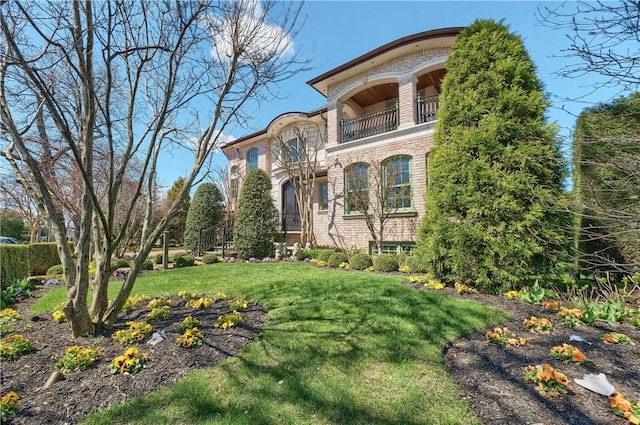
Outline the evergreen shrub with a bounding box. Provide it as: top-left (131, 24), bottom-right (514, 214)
top-left (142, 259), bottom-right (155, 271)
top-left (175, 255), bottom-right (195, 268)
top-left (28, 243), bottom-right (61, 276)
top-left (46, 264), bottom-right (64, 277)
top-left (184, 183), bottom-right (224, 253)
top-left (350, 253), bottom-right (373, 271)
top-left (201, 254), bottom-right (220, 264)
top-left (0, 245), bottom-right (30, 285)
top-left (327, 252), bottom-right (348, 268)
top-left (316, 249), bottom-right (336, 263)
top-left (233, 169), bottom-right (279, 259)
top-left (373, 254), bottom-right (399, 273)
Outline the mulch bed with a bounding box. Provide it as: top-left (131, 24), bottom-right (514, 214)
top-left (1, 286), bottom-right (267, 425)
top-left (2, 280), bottom-right (639, 425)
top-left (407, 283), bottom-right (639, 425)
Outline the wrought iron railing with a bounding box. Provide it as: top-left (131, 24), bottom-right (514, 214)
top-left (417, 95), bottom-right (439, 124)
top-left (341, 105), bottom-right (399, 143)
top-left (196, 216), bottom-right (234, 257)
top-left (281, 208), bottom-right (301, 233)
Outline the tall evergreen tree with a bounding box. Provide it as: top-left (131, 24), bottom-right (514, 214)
top-left (184, 183), bottom-right (224, 252)
top-left (415, 19), bottom-right (569, 292)
top-left (573, 93), bottom-right (640, 275)
top-left (233, 169), bottom-right (279, 259)
top-left (165, 177), bottom-right (190, 244)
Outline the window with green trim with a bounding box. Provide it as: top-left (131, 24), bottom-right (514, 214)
top-left (246, 147), bottom-right (258, 171)
top-left (383, 155), bottom-right (412, 209)
top-left (318, 181), bottom-right (328, 211)
top-left (344, 162), bottom-right (369, 214)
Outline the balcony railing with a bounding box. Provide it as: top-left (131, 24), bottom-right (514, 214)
top-left (417, 95), bottom-right (439, 124)
top-left (341, 105), bottom-right (398, 143)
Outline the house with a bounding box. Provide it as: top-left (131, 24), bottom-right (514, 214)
top-left (221, 27), bottom-right (461, 255)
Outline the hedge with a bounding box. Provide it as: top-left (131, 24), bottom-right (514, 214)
top-left (28, 242), bottom-right (61, 276)
top-left (0, 244), bottom-right (30, 287)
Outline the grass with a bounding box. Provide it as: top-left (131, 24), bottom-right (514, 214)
top-left (31, 262), bottom-right (507, 425)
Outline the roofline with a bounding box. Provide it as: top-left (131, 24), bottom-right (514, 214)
top-left (223, 107), bottom-right (327, 148)
top-left (306, 27), bottom-right (463, 96)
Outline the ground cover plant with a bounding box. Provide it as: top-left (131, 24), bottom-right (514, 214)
top-left (5, 262), bottom-right (504, 424)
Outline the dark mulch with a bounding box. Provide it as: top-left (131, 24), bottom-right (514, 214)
top-left (406, 283), bottom-right (640, 425)
top-left (1, 286), bottom-right (267, 425)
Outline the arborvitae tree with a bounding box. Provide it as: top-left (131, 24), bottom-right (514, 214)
top-left (184, 183), bottom-right (224, 253)
top-left (233, 169), bottom-right (279, 259)
top-left (165, 177), bottom-right (190, 244)
top-left (415, 19), bottom-right (569, 292)
top-left (573, 93), bottom-right (640, 275)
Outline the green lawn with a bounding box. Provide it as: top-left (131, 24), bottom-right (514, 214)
top-left (32, 262), bottom-right (507, 425)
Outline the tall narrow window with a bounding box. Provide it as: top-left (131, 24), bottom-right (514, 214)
top-left (246, 147), bottom-right (258, 171)
top-left (230, 165), bottom-right (239, 200)
top-left (344, 162), bottom-right (369, 214)
top-left (318, 181), bottom-right (328, 211)
top-left (383, 155), bottom-right (412, 209)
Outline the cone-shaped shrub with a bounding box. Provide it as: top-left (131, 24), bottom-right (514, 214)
top-left (184, 183), bottom-right (224, 253)
top-left (233, 169), bottom-right (279, 259)
top-left (415, 19), bottom-right (569, 292)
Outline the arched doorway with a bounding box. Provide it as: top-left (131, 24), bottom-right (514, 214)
top-left (282, 181), bottom-right (301, 232)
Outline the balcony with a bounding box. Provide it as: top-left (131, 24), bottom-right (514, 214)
top-left (417, 95), bottom-right (439, 124)
top-left (341, 105), bottom-right (398, 143)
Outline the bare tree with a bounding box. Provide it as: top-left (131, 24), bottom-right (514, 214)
top-left (344, 156), bottom-right (412, 255)
top-left (0, 0), bottom-right (307, 337)
top-left (537, 0), bottom-right (640, 95)
top-left (0, 173), bottom-right (46, 243)
top-left (271, 123), bottom-right (325, 246)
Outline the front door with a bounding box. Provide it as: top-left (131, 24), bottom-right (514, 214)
top-left (282, 181), bottom-right (301, 232)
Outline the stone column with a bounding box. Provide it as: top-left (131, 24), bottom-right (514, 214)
top-left (398, 75), bottom-right (418, 129)
top-left (326, 99), bottom-right (343, 146)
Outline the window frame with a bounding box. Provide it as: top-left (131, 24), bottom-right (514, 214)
top-left (318, 181), bottom-right (328, 211)
top-left (344, 162), bottom-right (369, 214)
top-left (246, 147), bottom-right (259, 171)
top-left (382, 155), bottom-right (413, 211)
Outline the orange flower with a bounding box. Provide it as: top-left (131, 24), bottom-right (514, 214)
top-left (610, 391), bottom-right (633, 412)
top-left (572, 350), bottom-right (586, 363)
top-left (553, 371), bottom-right (569, 386)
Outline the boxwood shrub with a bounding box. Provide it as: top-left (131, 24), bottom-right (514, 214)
top-left (373, 254), bottom-right (399, 272)
top-left (142, 259), bottom-right (155, 271)
top-left (175, 254), bottom-right (195, 268)
top-left (201, 253), bottom-right (220, 264)
top-left (316, 249), bottom-right (336, 263)
top-left (46, 264), bottom-right (64, 277)
top-left (350, 253), bottom-right (373, 270)
top-left (327, 252), bottom-right (348, 268)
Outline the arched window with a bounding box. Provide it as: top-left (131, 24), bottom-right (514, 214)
top-left (382, 155), bottom-right (412, 209)
top-left (246, 147), bottom-right (258, 171)
top-left (344, 162), bottom-right (369, 214)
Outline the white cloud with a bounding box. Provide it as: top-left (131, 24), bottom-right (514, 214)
top-left (207, 0), bottom-right (295, 62)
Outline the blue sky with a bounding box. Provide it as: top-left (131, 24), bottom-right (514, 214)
top-left (159, 0), bottom-right (626, 191)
